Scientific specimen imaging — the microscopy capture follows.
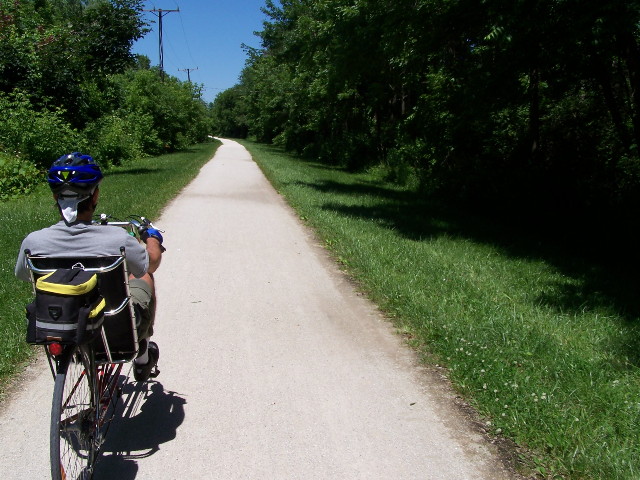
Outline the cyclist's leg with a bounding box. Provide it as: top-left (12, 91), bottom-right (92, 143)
top-left (129, 277), bottom-right (159, 381)
top-left (129, 277), bottom-right (155, 341)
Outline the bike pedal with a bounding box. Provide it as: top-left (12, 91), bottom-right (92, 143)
top-left (150, 366), bottom-right (160, 379)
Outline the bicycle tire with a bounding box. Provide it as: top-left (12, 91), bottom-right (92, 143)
top-left (50, 346), bottom-right (97, 480)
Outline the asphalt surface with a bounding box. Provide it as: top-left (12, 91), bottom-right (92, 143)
top-left (0, 139), bottom-right (514, 479)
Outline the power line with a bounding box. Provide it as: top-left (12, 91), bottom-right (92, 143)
top-left (175, 3), bottom-right (197, 66)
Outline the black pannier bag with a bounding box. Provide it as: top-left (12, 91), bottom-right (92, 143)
top-left (26, 268), bottom-right (105, 345)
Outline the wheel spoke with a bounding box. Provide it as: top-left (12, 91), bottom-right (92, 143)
top-left (51, 348), bottom-right (96, 480)
top-left (51, 347), bottom-right (122, 479)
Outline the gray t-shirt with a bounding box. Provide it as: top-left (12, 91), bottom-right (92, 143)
top-left (15, 220), bottom-right (149, 282)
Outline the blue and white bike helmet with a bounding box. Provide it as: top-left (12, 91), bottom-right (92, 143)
top-left (48, 152), bottom-right (103, 195)
top-left (48, 153), bottom-right (103, 223)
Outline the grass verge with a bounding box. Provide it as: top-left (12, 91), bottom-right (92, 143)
top-left (240, 140), bottom-right (640, 480)
top-left (0, 141), bottom-right (220, 400)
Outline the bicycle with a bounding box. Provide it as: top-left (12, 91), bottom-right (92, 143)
top-left (24, 215), bottom-right (163, 480)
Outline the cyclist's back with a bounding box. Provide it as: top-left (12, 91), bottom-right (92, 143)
top-left (15, 220), bottom-right (147, 281)
top-left (14, 152), bottom-right (164, 382)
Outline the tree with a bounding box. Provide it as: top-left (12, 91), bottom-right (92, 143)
top-left (210, 86), bottom-right (248, 138)
top-left (218, 0), bottom-right (640, 215)
top-left (0, 0), bottom-right (147, 127)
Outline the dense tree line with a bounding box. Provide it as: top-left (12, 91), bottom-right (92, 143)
top-left (212, 0), bottom-right (640, 222)
top-left (0, 0), bottom-right (211, 199)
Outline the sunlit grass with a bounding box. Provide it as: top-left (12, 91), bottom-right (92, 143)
top-left (0, 141), bottom-right (220, 398)
top-left (241, 140), bottom-right (640, 480)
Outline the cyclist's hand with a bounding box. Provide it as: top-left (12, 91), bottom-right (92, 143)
top-left (140, 227), bottom-right (163, 243)
top-left (139, 226), bottom-right (166, 252)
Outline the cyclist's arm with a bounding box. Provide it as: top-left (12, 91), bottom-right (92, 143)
top-left (144, 237), bottom-right (162, 274)
top-left (14, 243), bottom-right (30, 282)
top-left (15, 231), bottom-right (41, 282)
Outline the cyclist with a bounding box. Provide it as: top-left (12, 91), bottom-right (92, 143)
top-left (15, 152), bottom-right (163, 381)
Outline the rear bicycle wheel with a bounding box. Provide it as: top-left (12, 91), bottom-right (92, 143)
top-left (50, 346), bottom-right (97, 480)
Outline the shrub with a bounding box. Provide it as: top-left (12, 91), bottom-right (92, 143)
top-left (114, 69), bottom-right (210, 151)
top-left (0, 91), bottom-right (85, 167)
top-left (131, 113), bottom-right (163, 156)
top-left (83, 114), bottom-right (144, 166)
top-left (0, 152), bottom-right (41, 200)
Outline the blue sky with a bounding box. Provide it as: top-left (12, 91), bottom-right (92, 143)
top-left (132, 0), bottom-right (272, 104)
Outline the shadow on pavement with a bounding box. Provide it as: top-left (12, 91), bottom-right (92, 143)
top-left (93, 380), bottom-right (186, 480)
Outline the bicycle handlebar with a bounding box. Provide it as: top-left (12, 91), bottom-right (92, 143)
top-left (93, 214), bottom-right (165, 246)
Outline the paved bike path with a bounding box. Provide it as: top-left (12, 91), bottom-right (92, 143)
top-left (0, 139), bottom-right (514, 479)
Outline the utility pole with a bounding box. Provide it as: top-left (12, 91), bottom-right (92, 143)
top-left (145, 7), bottom-right (179, 81)
top-left (179, 67), bottom-right (198, 83)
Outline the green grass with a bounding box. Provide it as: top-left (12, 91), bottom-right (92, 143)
top-left (0, 141), bottom-right (220, 398)
top-left (240, 140), bottom-right (640, 480)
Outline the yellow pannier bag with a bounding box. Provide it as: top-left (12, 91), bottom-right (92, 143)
top-left (26, 268), bottom-right (105, 345)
